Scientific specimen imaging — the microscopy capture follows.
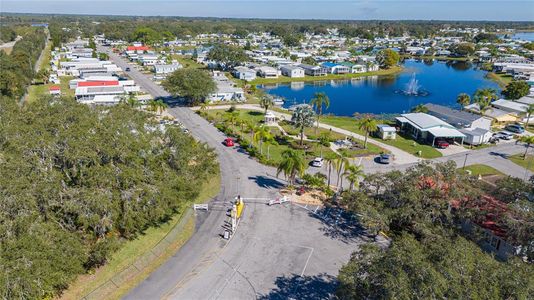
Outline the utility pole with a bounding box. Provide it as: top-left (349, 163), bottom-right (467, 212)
top-left (462, 153), bottom-right (469, 169)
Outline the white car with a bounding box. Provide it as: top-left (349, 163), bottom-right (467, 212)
top-left (311, 157), bottom-right (324, 167)
top-left (494, 131), bottom-right (514, 140)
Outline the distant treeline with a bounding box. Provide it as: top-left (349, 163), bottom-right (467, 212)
top-left (2, 14), bottom-right (533, 44)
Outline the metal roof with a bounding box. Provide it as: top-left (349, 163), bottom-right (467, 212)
top-left (428, 127), bottom-right (466, 138)
top-left (424, 103), bottom-right (483, 128)
top-left (399, 113), bottom-right (455, 130)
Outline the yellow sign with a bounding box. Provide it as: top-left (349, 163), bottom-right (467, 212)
top-left (235, 198), bottom-right (244, 219)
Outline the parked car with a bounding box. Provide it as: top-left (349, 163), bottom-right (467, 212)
top-left (378, 153), bottom-right (391, 164)
top-left (223, 138), bottom-right (234, 147)
top-left (311, 157), bottom-right (324, 167)
top-left (504, 124), bottom-right (525, 134)
top-left (125, 67), bottom-right (131, 72)
top-left (494, 131), bottom-right (514, 140)
top-left (435, 139), bottom-right (450, 149)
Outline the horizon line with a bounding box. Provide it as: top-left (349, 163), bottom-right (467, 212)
top-left (2, 12), bottom-right (534, 23)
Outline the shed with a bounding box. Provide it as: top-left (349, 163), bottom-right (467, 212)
top-left (460, 128), bottom-right (492, 145)
top-left (376, 124), bottom-right (396, 140)
top-left (264, 112), bottom-right (277, 125)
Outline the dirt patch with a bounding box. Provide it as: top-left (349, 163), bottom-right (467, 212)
top-left (279, 188), bottom-right (326, 206)
top-left (481, 174), bottom-right (505, 186)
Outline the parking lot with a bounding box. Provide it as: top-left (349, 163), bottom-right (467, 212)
top-left (166, 199), bottom-right (366, 300)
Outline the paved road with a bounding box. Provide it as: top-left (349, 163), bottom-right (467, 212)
top-left (101, 46), bottom-right (533, 299)
top-left (101, 46), bottom-right (365, 299)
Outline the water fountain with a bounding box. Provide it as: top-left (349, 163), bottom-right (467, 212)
top-left (396, 73), bottom-right (429, 96)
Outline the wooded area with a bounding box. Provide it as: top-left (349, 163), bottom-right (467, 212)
top-left (0, 96), bottom-right (218, 298)
top-left (336, 162), bottom-right (534, 299)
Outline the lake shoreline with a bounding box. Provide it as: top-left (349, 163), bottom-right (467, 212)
top-left (252, 66), bottom-right (403, 85)
top-left (261, 60), bottom-right (500, 116)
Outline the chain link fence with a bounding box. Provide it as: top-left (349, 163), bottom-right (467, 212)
top-left (81, 208), bottom-right (194, 300)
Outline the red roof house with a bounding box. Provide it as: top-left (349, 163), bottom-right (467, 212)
top-left (49, 85), bottom-right (61, 95)
top-left (77, 81), bottom-right (119, 87)
top-left (127, 46), bottom-right (150, 51)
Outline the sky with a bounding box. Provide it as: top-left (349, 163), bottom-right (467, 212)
top-left (2, 0), bottom-right (533, 21)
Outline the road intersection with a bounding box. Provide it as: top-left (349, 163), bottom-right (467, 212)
top-left (101, 46), bottom-right (532, 299)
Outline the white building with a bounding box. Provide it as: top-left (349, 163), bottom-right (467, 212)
top-left (232, 66), bottom-right (257, 81)
top-left (208, 71), bottom-right (245, 102)
top-left (154, 64), bottom-right (182, 75)
top-left (280, 65), bottom-right (305, 78)
top-left (257, 66), bottom-right (279, 78)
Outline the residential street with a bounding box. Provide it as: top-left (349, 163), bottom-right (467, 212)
top-left (102, 46), bottom-right (533, 299)
top-left (102, 46), bottom-right (364, 299)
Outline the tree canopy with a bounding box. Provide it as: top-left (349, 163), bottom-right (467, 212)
top-left (207, 44), bottom-right (249, 70)
top-left (376, 49), bottom-right (400, 69)
top-left (162, 68), bottom-right (216, 105)
top-left (502, 80), bottom-right (530, 100)
top-left (449, 42), bottom-right (476, 57)
top-left (336, 162), bottom-right (534, 299)
top-left (0, 96), bottom-right (217, 298)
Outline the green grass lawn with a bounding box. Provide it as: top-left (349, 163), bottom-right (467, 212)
top-left (61, 174), bottom-right (221, 300)
top-left (171, 55), bottom-right (204, 69)
top-left (486, 72), bottom-right (513, 88)
top-left (320, 115), bottom-right (442, 159)
top-left (251, 66), bottom-right (403, 85)
top-left (27, 76), bottom-right (74, 103)
top-left (401, 54), bottom-right (471, 61)
top-left (39, 41), bottom-right (52, 71)
top-left (509, 154), bottom-right (534, 172)
top-left (203, 109), bottom-right (384, 165)
top-left (463, 164), bottom-right (504, 176)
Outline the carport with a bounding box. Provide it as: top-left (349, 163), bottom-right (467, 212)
top-left (428, 127), bottom-right (466, 146)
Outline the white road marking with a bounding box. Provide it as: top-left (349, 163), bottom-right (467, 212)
top-left (300, 246), bottom-right (314, 277)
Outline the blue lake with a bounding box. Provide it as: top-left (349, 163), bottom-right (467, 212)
top-left (500, 31), bottom-right (534, 42)
top-left (261, 59), bottom-right (500, 117)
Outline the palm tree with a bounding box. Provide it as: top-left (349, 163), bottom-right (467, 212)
top-left (225, 111), bottom-right (240, 130)
top-left (253, 125), bottom-right (272, 155)
top-left (259, 92), bottom-right (274, 114)
top-left (411, 104), bottom-right (428, 113)
top-left (456, 93), bottom-right (471, 108)
top-left (291, 105), bottom-right (316, 146)
top-left (473, 88), bottom-right (498, 113)
top-left (525, 104), bottom-right (534, 128)
top-left (122, 93), bottom-right (141, 108)
top-left (356, 115), bottom-right (378, 149)
top-left (200, 102), bottom-right (208, 112)
top-left (155, 99), bottom-right (168, 115)
top-left (147, 99), bottom-right (158, 113)
top-left (276, 149), bottom-right (306, 186)
top-left (246, 121), bottom-right (256, 142)
top-left (309, 92), bottom-right (330, 134)
top-left (343, 164), bottom-right (365, 191)
top-left (334, 155), bottom-right (349, 190)
top-left (519, 136), bottom-right (534, 159)
top-left (324, 155), bottom-right (336, 188)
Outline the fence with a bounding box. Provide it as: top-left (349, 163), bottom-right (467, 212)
top-left (81, 208), bottom-right (194, 300)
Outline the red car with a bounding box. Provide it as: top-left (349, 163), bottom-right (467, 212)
top-left (435, 140), bottom-right (449, 149)
top-left (224, 138), bottom-right (234, 147)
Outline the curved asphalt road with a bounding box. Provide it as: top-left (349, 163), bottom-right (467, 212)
top-left (100, 46), bottom-right (533, 299)
top-left (99, 46), bottom-right (286, 299)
